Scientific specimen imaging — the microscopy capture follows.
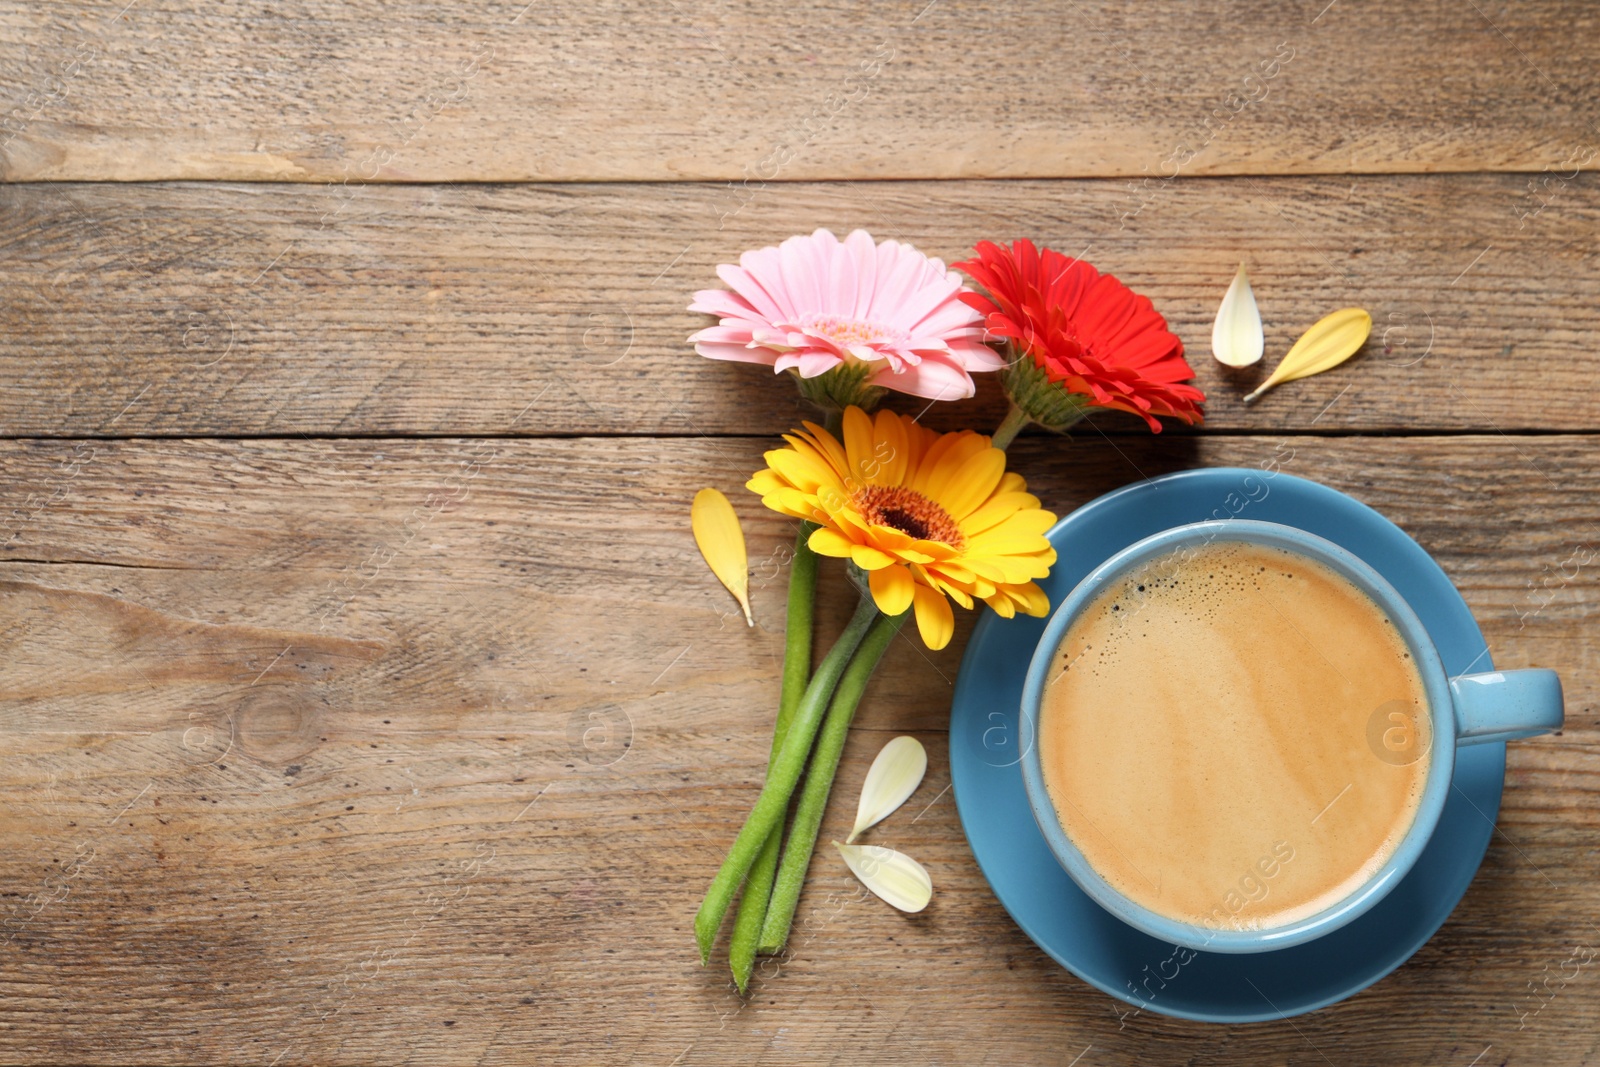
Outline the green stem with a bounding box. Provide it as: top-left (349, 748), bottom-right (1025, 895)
top-left (757, 608), bottom-right (908, 953)
top-left (778, 526), bottom-right (820, 722)
top-left (727, 522), bottom-right (818, 993)
top-left (822, 406), bottom-right (844, 437)
top-left (695, 595), bottom-right (880, 964)
top-left (990, 403), bottom-right (1030, 451)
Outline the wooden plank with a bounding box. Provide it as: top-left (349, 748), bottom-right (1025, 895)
top-left (1, 434), bottom-right (1595, 1062)
top-left (3, 173), bottom-right (1599, 438)
top-left (1, 0), bottom-right (1597, 183)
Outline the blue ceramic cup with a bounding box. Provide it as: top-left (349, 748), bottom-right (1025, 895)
top-left (1019, 519), bottom-right (1564, 954)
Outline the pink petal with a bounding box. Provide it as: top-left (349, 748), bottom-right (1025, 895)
top-left (907, 292), bottom-right (985, 337)
top-left (866, 241), bottom-right (930, 326)
top-left (901, 335), bottom-right (953, 355)
top-left (826, 231), bottom-right (858, 316)
top-left (797, 350), bottom-right (843, 377)
top-left (688, 288), bottom-right (755, 318)
top-left (872, 238), bottom-right (906, 312)
top-left (948, 339), bottom-right (1007, 370)
top-left (689, 324), bottom-right (758, 344)
top-left (695, 341), bottom-right (779, 365)
top-left (892, 271), bottom-right (964, 333)
top-left (749, 245), bottom-right (806, 319)
top-left (779, 232), bottom-right (828, 317)
top-left (885, 349), bottom-right (918, 371)
top-left (795, 326), bottom-right (847, 360)
top-left (718, 260), bottom-right (787, 323)
top-left (869, 354), bottom-right (976, 400)
top-left (845, 229), bottom-right (879, 319)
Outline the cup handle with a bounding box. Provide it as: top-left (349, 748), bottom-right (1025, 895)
top-left (1449, 670), bottom-right (1564, 746)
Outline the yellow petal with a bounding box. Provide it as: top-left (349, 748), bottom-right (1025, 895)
top-left (790, 437), bottom-right (847, 492)
top-left (872, 408), bottom-right (910, 487)
top-left (833, 841), bottom-right (932, 913)
top-left (912, 433), bottom-right (989, 500)
top-left (964, 558), bottom-right (1006, 583)
top-left (851, 543), bottom-right (897, 571)
top-left (912, 584), bottom-right (955, 650)
top-left (900, 418), bottom-right (936, 473)
top-left (907, 426), bottom-right (965, 489)
top-left (1007, 581), bottom-right (1052, 617)
top-left (931, 561), bottom-right (976, 583)
top-left (1211, 263), bottom-right (1264, 367)
top-left (864, 525), bottom-right (914, 551)
top-left (1245, 307), bottom-right (1372, 403)
top-left (833, 507), bottom-right (871, 534)
top-left (986, 554), bottom-right (1053, 583)
top-left (769, 487), bottom-right (820, 521)
top-left (842, 405), bottom-right (876, 485)
top-left (934, 578), bottom-right (975, 610)
top-left (797, 420), bottom-right (850, 477)
top-left (909, 538), bottom-right (959, 562)
top-left (967, 507), bottom-right (1057, 543)
top-left (746, 469), bottom-right (788, 496)
top-left (848, 737), bottom-right (928, 843)
top-left (986, 593), bottom-right (1017, 619)
top-left (997, 471), bottom-right (1027, 495)
top-left (960, 491), bottom-right (1040, 536)
top-left (691, 488), bottom-right (752, 625)
top-left (808, 526), bottom-right (857, 558)
top-left (963, 531), bottom-right (1053, 560)
top-left (936, 445), bottom-right (1007, 520)
top-left (767, 447), bottom-right (833, 495)
top-left (868, 564), bottom-right (915, 617)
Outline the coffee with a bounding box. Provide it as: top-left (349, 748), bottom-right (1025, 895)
top-left (1037, 539), bottom-right (1431, 932)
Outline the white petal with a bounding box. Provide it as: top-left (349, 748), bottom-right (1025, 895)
top-left (847, 736), bottom-right (927, 843)
top-left (1211, 263), bottom-right (1264, 367)
top-left (834, 842), bottom-right (932, 913)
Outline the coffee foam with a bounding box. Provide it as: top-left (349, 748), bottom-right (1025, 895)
top-left (1038, 539), bottom-right (1431, 931)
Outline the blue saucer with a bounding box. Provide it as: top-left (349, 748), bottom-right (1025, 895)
top-left (950, 468), bottom-right (1504, 1023)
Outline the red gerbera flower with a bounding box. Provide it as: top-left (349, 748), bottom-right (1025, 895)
top-left (953, 239), bottom-right (1205, 434)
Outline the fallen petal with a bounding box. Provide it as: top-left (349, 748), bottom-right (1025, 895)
top-left (1244, 307), bottom-right (1372, 403)
top-left (848, 736), bottom-right (927, 843)
top-left (834, 841), bottom-right (932, 913)
top-left (1211, 263), bottom-right (1264, 368)
top-left (691, 488), bottom-right (753, 625)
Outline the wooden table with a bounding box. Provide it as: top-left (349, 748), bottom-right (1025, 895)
top-left (2, 2), bottom-right (1596, 1063)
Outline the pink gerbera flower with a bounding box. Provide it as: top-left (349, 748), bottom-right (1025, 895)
top-left (688, 229), bottom-right (1004, 405)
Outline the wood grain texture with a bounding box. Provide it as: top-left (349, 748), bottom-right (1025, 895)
top-left (1, 435), bottom-right (1595, 1064)
top-left (4, 172), bottom-right (1600, 437)
top-left (5, 3), bottom-right (1598, 1062)
top-left (1, 0), bottom-right (1598, 182)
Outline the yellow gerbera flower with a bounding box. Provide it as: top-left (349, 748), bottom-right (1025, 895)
top-left (747, 406), bottom-right (1058, 650)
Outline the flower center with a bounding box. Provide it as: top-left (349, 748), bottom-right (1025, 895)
top-left (802, 313), bottom-right (908, 351)
top-left (853, 485), bottom-right (964, 546)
